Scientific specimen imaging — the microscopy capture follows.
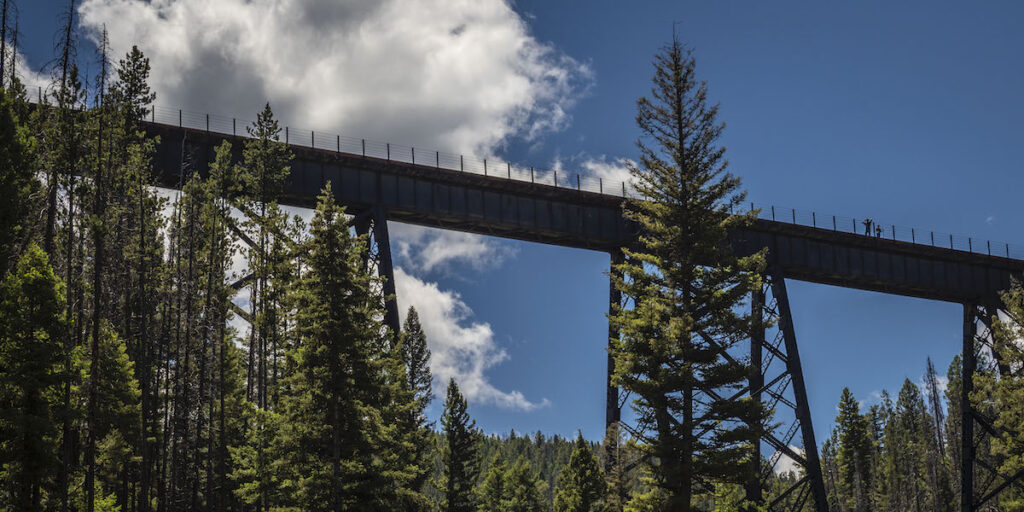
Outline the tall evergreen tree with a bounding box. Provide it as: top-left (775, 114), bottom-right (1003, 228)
top-left (883, 380), bottom-right (933, 512)
top-left (834, 388), bottom-right (873, 512)
top-left (608, 35), bottom-right (766, 510)
top-left (502, 456), bottom-right (546, 512)
top-left (274, 183), bottom-right (392, 511)
top-left (0, 243), bottom-right (67, 512)
top-left (394, 306), bottom-right (435, 511)
top-left (442, 379), bottom-right (480, 512)
top-left (554, 434), bottom-right (606, 512)
top-left (478, 454), bottom-right (508, 512)
top-left (238, 102), bottom-right (293, 413)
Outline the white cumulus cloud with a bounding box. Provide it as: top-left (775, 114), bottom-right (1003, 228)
top-left (395, 267), bottom-right (548, 411)
top-left (580, 155), bottom-right (635, 188)
top-left (774, 445), bottom-right (805, 476)
top-left (77, 0), bottom-right (591, 156)
top-left (390, 222), bottom-right (516, 275)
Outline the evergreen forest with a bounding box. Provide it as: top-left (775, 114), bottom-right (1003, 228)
top-left (0, 3), bottom-right (1021, 512)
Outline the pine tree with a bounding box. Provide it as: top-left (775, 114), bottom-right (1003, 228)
top-left (502, 456), bottom-right (546, 512)
top-left (478, 454), bottom-right (508, 512)
top-left (81, 322), bottom-right (142, 509)
top-left (608, 35), bottom-right (766, 510)
top-left (237, 103), bottom-right (293, 412)
top-left (554, 434), bottom-right (606, 512)
top-left (393, 306), bottom-right (434, 511)
top-left (883, 379), bottom-right (933, 512)
top-left (0, 243), bottom-right (68, 511)
top-left (600, 422), bottom-right (636, 511)
top-left (442, 379), bottom-right (480, 512)
top-left (274, 183), bottom-right (392, 511)
top-left (922, 358), bottom-right (954, 512)
top-left (834, 388), bottom-right (873, 512)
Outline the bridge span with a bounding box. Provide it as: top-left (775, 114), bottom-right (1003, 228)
top-left (148, 121), bottom-right (1024, 304)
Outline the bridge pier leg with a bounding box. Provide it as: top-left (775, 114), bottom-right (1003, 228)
top-left (606, 250), bottom-right (623, 431)
top-left (373, 209), bottom-right (401, 338)
top-left (768, 270), bottom-right (828, 512)
top-left (961, 303), bottom-right (976, 512)
top-left (353, 208), bottom-right (401, 339)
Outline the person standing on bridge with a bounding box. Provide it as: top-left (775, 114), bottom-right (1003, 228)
top-left (863, 218), bottom-right (873, 236)
top-left (875, 224), bottom-right (883, 238)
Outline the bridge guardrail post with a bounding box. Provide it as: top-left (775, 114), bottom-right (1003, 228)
top-left (412, 147), bottom-right (415, 165)
top-left (507, 162), bottom-right (511, 179)
top-left (484, 159), bottom-right (487, 176)
top-left (832, 215), bottom-right (836, 231)
top-left (436, 151), bottom-right (439, 169)
top-left (178, 109), bottom-right (182, 127)
top-left (362, 139), bottom-right (366, 157)
top-left (599, 178), bottom-right (603, 194)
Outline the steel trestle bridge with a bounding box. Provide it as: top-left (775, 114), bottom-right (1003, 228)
top-left (40, 89), bottom-right (1017, 512)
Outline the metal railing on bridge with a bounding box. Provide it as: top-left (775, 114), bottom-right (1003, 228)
top-left (25, 81), bottom-right (1024, 262)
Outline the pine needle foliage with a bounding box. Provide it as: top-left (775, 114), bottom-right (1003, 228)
top-left (609, 35), bottom-right (767, 510)
top-left (442, 379), bottom-right (481, 512)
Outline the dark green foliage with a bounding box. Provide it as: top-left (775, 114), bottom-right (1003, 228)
top-left (502, 456), bottom-right (546, 512)
top-left (983, 279), bottom-right (1024, 510)
top-left (0, 89), bottom-right (36, 276)
top-left (554, 434), bottom-right (607, 512)
top-left (478, 454), bottom-right (507, 512)
top-left (609, 35), bottom-right (766, 510)
top-left (273, 183), bottom-right (392, 511)
top-left (834, 388), bottom-right (873, 511)
top-left (442, 379), bottom-right (480, 512)
top-left (394, 307), bottom-right (435, 511)
top-left (0, 244), bottom-right (67, 511)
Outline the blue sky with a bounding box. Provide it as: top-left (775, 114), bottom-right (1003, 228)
top-left (14, 1), bottom-right (1024, 448)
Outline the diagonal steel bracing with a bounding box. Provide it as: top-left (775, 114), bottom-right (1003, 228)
top-left (747, 269), bottom-right (828, 512)
top-left (960, 303), bottom-right (1024, 511)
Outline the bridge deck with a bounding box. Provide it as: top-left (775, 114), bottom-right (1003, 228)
top-left (148, 122), bottom-right (1024, 304)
